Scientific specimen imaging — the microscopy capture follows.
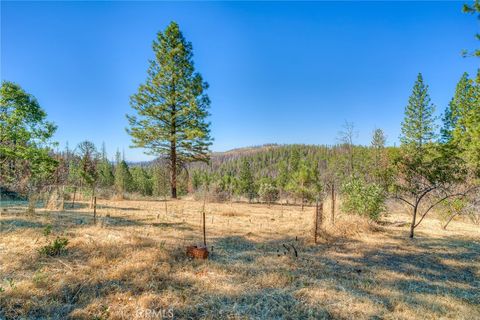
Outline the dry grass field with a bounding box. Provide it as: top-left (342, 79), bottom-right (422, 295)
top-left (0, 198), bottom-right (479, 319)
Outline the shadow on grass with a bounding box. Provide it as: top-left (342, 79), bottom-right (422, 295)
top-left (0, 218), bottom-right (48, 233)
top-left (151, 221), bottom-right (193, 231)
top-left (1, 224), bottom-right (478, 319)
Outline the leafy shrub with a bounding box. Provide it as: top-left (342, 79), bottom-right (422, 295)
top-left (39, 237), bottom-right (68, 256)
top-left (341, 178), bottom-right (385, 221)
top-left (259, 182), bottom-right (279, 204)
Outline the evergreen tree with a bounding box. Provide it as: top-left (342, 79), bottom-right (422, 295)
top-left (98, 143), bottom-right (114, 188)
top-left (371, 128), bottom-right (388, 183)
top-left (286, 160), bottom-right (319, 209)
top-left (276, 160), bottom-right (290, 192)
top-left (463, 0), bottom-right (480, 57)
top-left (400, 73), bottom-right (437, 153)
top-left (127, 22), bottom-right (212, 198)
top-left (441, 72), bottom-right (480, 174)
top-left (131, 167), bottom-right (153, 196)
top-left (76, 141), bottom-right (99, 204)
top-left (238, 160), bottom-right (256, 201)
top-left (395, 74), bottom-right (468, 238)
top-left (114, 150), bottom-right (125, 197)
top-left (371, 128), bottom-right (386, 150)
top-left (441, 73), bottom-right (475, 143)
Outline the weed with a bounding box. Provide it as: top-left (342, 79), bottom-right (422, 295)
top-left (39, 237), bottom-right (68, 256)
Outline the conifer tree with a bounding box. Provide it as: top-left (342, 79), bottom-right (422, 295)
top-left (371, 128), bottom-right (386, 165)
top-left (77, 141), bottom-right (98, 206)
top-left (238, 160), bottom-right (256, 202)
top-left (400, 73), bottom-right (437, 153)
top-left (395, 74), bottom-right (467, 238)
top-left (98, 143), bottom-right (114, 188)
top-left (114, 150), bottom-right (124, 197)
top-left (463, 0), bottom-right (480, 57)
top-left (286, 160), bottom-right (319, 209)
top-left (441, 72), bottom-right (480, 174)
top-left (127, 22), bottom-right (212, 198)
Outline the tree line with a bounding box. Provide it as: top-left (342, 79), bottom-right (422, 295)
top-left (1, 14), bottom-right (479, 238)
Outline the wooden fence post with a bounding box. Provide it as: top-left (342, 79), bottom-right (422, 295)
top-left (314, 199), bottom-right (324, 244)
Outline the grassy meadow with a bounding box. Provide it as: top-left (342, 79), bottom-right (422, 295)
top-left (1, 199), bottom-right (478, 319)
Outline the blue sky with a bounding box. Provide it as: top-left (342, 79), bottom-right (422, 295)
top-left (1, 1), bottom-right (478, 161)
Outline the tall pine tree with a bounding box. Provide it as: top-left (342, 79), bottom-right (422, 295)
top-left (127, 22), bottom-right (212, 198)
top-left (441, 72), bottom-right (480, 174)
top-left (400, 73), bottom-right (437, 153)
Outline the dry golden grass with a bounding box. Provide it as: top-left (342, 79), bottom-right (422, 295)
top-left (0, 198), bottom-right (479, 319)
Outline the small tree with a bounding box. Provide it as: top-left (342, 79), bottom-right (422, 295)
top-left (114, 150), bottom-right (133, 197)
top-left (341, 178), bottom-right (385, 221)
top-left (286, 161), bottom-right (319, 210)
top-left (258, 181), bottom-right (279, 204)
top-left (394, 73), bottom-right (470, 238)
top-left (238, 159), bottom-right (257, 202)
top-left (131, 167), bottom-right (153, 196)
top-left (77, 141), bottom-right (98, 207)
top-left (98, 143), bottom-right (114, 188)
top-left (438, 197), bottom-right (473, 230)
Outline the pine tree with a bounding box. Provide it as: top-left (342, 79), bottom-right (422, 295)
top-left (400, 73), bottom-right (437, 153)
top-left (114, 150), bottom-right (125, 197)
top-left (76, 141), bottom-right (98, 206)
top-left (131, 167), bottom-right (153, 196)
top-left (98, 143), bottom-right (114, 188)
top-left (286, 160), bottom-right (319, 209)
top-left (464, 74), bottom-right (480, 174)
top-left (127, 22), bottom-right (212, 198)
top-left (441, 72), bottom-right (480, 174)
top-left (238, 160), bottom-right (256, 202)
top-left (371, 128), bottom-right (387, 183)
top-left (442, 73), bottom-right (475, 143)
top-left (395, 74), bottom-right (468, 238)
top-left (463, 0), bottom-right (480, 57)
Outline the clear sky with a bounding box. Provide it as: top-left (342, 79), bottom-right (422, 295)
top-left (1, 1), bottom-right (478, 161)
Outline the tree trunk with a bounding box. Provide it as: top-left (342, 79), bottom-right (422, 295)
top-left (90, 186), bottom-right (96, 209)
top-left (410, 204), bottom-right (418, 238)
top-left (170, 142), bottom-right (177, 199)
top-left (443, 213), bottom-right (457, 230)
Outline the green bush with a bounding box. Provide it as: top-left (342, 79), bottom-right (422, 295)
top-left (341, 178), bottom-right (385, 221)
top-left (39, 237), bottom-right (68, 256)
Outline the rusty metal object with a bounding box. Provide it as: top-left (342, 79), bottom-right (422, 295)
top-left (186, 245), bottom-right (209, 259)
